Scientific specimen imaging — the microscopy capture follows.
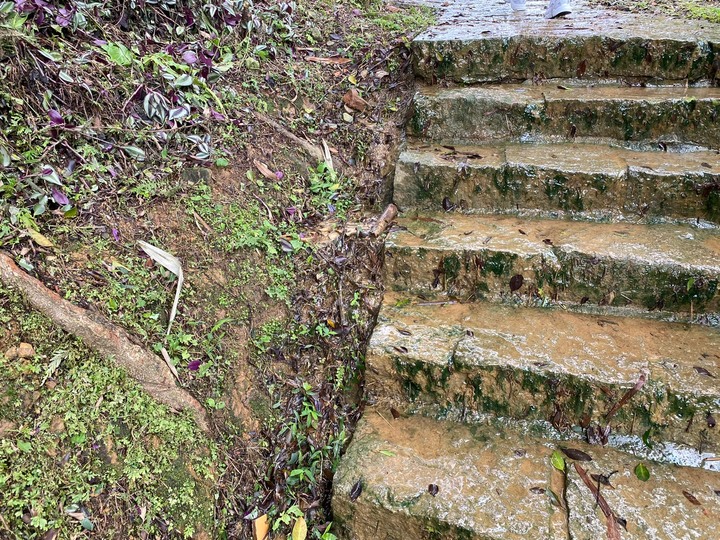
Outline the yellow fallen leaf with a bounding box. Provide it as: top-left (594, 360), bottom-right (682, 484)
top-left (26, 228), bottom-right (54, 248)
top-left (292, 516), bottom-right (307, 540)
top-left (252, 514), bottom-right (269, 540)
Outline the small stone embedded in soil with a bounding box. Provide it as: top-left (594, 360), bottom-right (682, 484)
top-left (4, 342), bottom-right (36, 359)
top-left (428, 483), bottom-right (439, 496)
top-left (707, 414), bottom-right (716, 428)
top-left (509, 274), bottom-right (524, 292)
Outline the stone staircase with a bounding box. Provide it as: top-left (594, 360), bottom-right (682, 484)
top-left (333, 2), bottom-right (720, 538)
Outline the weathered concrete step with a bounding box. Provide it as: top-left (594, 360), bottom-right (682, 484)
top-left (333, 410), bottom-right (720, 539)
top-left (412, 0), bottom-right (720, 83)
top-left (386, 213), bottom-right (720, 315)
top-left (395, 142), bottom-right (720, 221)
top-left (410, 85), bottom-right (720, 148)
top-left (366, 293), bottom-right (720, 452)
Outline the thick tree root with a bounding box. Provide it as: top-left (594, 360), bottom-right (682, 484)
top-left (0, 251), bottom-right (210, 434)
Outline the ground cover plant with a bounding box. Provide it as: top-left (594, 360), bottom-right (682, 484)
top-left (0, 0), bottom-right (434, 538)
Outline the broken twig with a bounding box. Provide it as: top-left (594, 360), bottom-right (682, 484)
top-left (370, 203), bottom-right (398, 237)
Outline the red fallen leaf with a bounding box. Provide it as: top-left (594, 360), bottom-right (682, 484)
top-left (560, 447), bottom-right (592, 462)
top-left (509, 274), bottom-right (524, 292)
top-left (342, 88), bottom-right (368, 112)
top-left (683, 490), bottom-right (701, 505)
top-left (306, 56), bottom-right (352, 65)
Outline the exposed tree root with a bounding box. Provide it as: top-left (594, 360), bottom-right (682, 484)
top-left (0, 251), bottom-right (210, 434)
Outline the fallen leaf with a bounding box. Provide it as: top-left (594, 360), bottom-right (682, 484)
top-left (509, 274), bottom-right (524, 292)
top-left (253, 159), bottom-right (277, 181)
top-left (387, 5), bottom-right (402, 12)
top-left (349, 479), bottom-right (362, 501)
top-left (607, 513), bottom-right (621, 540)
top-left (634, 462), bottom-right (650, 482)
top-left (590, 471), bottom-right (617, 489)
top-left (26, 228), bottom-right (54, 248)
top-left (390, 407), bottom-right (400, 419)
top-left (694, 366), bottom-right (715, 378)
top-left (306, 56), bottom-right (352, 65)
top-left (605, 373), bottom-right (647, 421)
top-left (252, 514), bottom-right (269, 540)
top-left (292, 516), bottom-right (307, 540)
top-left (342, 88), bottom-right (368, 112)
top-left (560, 447), bottom-right (592, 462)
top-left (137, 241), bottom-right (183, 337)
top-left (551, 450), bottom-right (566, 471)
top-left (682, 490), bottom-right (701, 505)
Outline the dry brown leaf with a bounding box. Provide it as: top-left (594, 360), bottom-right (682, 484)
top-left (607, 513), bottom-right (622, 540)
top-left (387, 5), bottom-right (402, 12)
top-left (306, 56), bottom-right (352, 65)
top-left (253, 159), bottom-right (277, 181)
top-left (342, 88), bottom-right (368, 112)
top-left (252, 514), bottom-right (269, 540)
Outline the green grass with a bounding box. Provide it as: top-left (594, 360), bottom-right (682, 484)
top-left (0, 287), bottom-right (218, 538)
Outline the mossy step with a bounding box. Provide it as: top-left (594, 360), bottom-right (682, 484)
top-left (410, 84), bottom-right (720, 148)
top-left (395, 142), bottom-right (720, 221)
top-left (386, 213), bottom-right (720, 316)
top-left (333, 410), bottom-right (720, 540)
top-left (412, 0), bottom-right (720, 83)
top-left (366, 293), bottom-right (720, 452)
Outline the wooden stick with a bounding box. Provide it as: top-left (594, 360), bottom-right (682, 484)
top-left (0, 251), bottom-right (210, 434)
top-left (370, 203), bottom-right (398, 237)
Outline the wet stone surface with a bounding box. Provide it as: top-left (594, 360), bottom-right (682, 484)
top-left (410, 84), bottom-right (720, 148)
top-left (394, 142), bottom-right (720, 220)
top-left (365, 293), bottom-right (720, 452)
top-left (333, 410), bottom-right (720, 540)
top-left (385, 213), bottom-right (720, 315)
top-left (408, 0), bottom-right (720, 83)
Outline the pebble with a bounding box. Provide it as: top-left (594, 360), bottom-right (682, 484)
top-left (4, 342), bottom-right (35, 359)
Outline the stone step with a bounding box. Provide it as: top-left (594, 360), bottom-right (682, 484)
top-left (394, 142), bottom-right (720, 221)
top-left (410, 84), bottom-right (720, 148)
top-left (366, 293), bottom-right (720, 452)
top-left (333, 410), bottom-right (720, 539)
top-left (386, 213), bottom-right (720, 316)
top-left (412, 1), bottom-right (720, 84)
